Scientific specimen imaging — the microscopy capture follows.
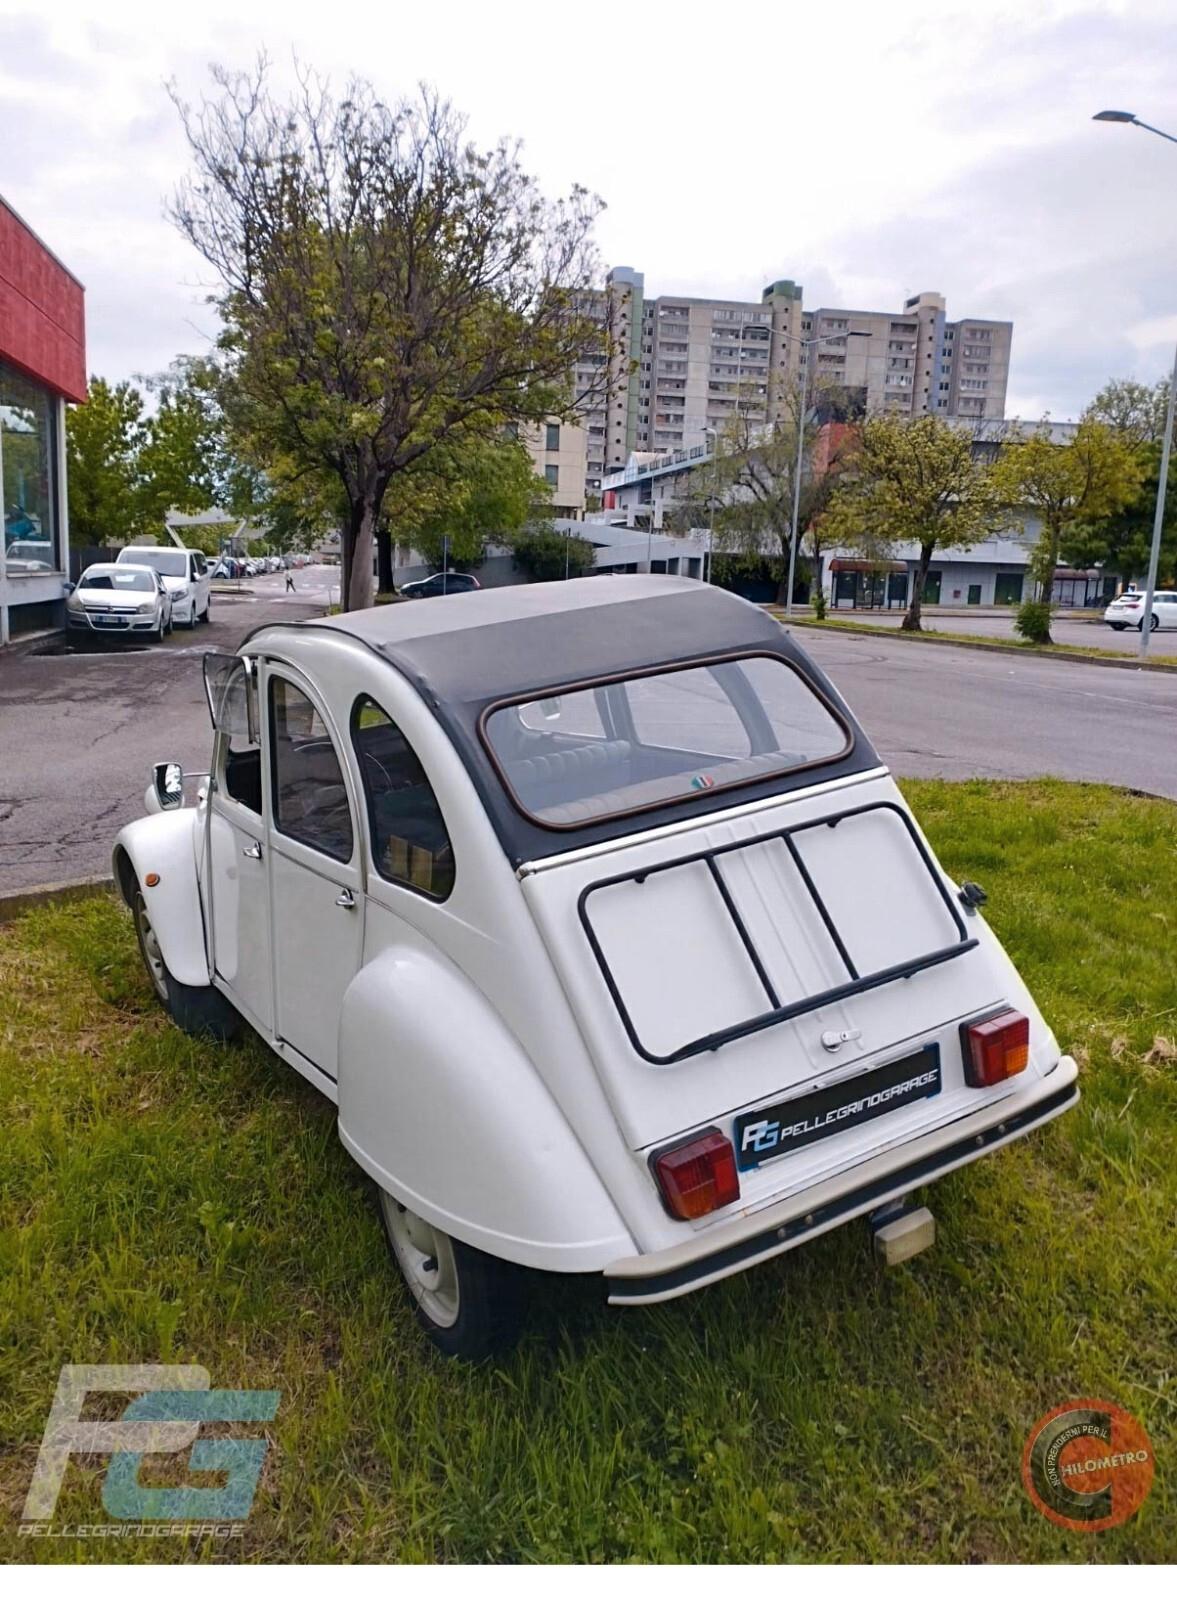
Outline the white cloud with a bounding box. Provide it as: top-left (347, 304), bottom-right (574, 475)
top-left (2, 0), bottom-right (1176, 415)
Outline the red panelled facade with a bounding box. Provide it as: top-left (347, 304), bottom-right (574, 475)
top-left (0, 198), bottom-right (86, 403)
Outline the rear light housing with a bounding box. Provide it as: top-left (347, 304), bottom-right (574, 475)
top-left (960, 1009), bottom-right (1030, 1088)
top-left (651, 1127), bottom-right (740, 1220)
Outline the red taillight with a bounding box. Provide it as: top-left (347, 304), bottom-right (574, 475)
top-left (960, 1009), bottom-right (1030, 1087)
top-left (651, 1128), bottom-right (740, 1220)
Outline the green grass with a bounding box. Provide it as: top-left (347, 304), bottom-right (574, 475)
top-left (1, 779), bottom-right (1175, 1563)
top-left (780, 612), bottom-right (1177, 666)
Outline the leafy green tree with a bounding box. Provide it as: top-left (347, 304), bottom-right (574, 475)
top-left (510, 522), bottom-right (596, 582)
top-left (992, 420), bottom-right (1142, 635)
top-left (65, 378), bottom-right (148, 545)
top-left (1085, 376), bottom-right (1173, 446)
top-left (382, 434), bottom-right (543, 583)
top-left (170, 63), bottom-right (606, 611)
top-left (698, 380), bottom-right (852, 603)
top-left (821, 412), bottom-right (1005, 631)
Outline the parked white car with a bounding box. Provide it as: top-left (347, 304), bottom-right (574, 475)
top-left (1104, 589), bottom-right (1177, 630)
top-left (116, 544), bottom-right (211, 627)
top-left (66, 562), bottom-right (173, 641)
top-left (112, 577), bottom-right (1078, 1357)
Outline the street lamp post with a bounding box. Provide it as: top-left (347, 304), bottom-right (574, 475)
top-left (1094, 108), bottom-right (1177, 659)
top-left (784, 329), bottom-right (870, 618)
top-left (702, 425), bottom-right (718, 583)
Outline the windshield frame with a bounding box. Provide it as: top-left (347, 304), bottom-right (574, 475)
top-left (478, 650), bottom-right (855, 832)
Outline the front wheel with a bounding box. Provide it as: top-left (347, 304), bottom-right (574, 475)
top-left (377, 1191), bottom-right (524, 1359)
top-left (132, 886), bottom-right (241, 1041)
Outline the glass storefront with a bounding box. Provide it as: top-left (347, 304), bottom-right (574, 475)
top-left (1, 359), bottom-right (60, 574)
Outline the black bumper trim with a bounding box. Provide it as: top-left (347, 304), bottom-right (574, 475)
top-left (607, 1079), bottom-right (1079, 1303)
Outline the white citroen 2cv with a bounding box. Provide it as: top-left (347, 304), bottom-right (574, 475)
top-left (113, 577), bottom-right (1078, 1357)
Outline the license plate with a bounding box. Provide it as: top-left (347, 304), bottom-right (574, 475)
top-left (734, 1046), bottom-right (941, 1170)
top-left (93, 615), bottom-right (128, 628)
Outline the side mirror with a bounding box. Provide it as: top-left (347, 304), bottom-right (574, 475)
top-left (63, 581), bottom-right (75, 595)
top-left (150, 761), bottom-right (185, 811)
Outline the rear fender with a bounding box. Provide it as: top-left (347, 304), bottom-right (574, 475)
top-left (112, 810), bottom-right (209, 987)
top-left (337, 944), bottom-right (633, 1273)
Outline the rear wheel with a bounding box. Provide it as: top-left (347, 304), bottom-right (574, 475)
top-left (377, 1191), bottom-right (524, 1359)
top-left (132, 887), bottom-right (241, 1041)
top-left (1109, 622), bottom-right (1126, 631)
top-left (1139, 614), bottom-right (1159, 631)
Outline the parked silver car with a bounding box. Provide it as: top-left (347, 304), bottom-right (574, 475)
top-left (66, 563), bottom-right (173, 642)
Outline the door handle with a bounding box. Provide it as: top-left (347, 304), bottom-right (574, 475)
top-left (242, 840), bottom-right (262, 860)
top-left (335, 888), bottom-right (356, 910)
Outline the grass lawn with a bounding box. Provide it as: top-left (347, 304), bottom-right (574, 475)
top-left (1, 779), bottom-right (1174, 1563)
top-left (780, 612), bottom-right (1177, 667)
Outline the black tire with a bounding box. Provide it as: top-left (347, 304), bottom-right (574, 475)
top-left (183, 602), bottom-right (197, 629)
top-left (131, 886), bottom-right (241, 1041)
top-left (377, 1190), bottom-right (525, 1359)
top-left (1109, 623), bottom-right (1126, 631)
top-left (198, 600), bottom-right (210, 624)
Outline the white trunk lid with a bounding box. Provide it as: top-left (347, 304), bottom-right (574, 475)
top-left (522, 773), bottom-right (1012, 1153)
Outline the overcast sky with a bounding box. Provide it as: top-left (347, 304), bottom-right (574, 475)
top-left (4, 0), bottom-right (1176, 420)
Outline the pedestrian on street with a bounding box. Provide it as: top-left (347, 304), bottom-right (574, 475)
top-left (285, 567), bottom-right (296, 593)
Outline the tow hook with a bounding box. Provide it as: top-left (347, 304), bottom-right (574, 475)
top-left (869, 1199), bottom-right (936, 1266)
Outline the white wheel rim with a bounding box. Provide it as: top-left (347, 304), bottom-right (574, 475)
top-left (134, 892), bottom-right (168, 1002)
top-left (381, 1195), bottom-right (461, 1328)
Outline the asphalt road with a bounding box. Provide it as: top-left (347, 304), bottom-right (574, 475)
top-left (821, 607), bottom-right (1177, 656)
top-left (1, 573), bottom-right (1174, 895)
top-left (0, 567), bottom-right (336, 894)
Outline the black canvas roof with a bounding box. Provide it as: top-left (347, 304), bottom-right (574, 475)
top-left (299, 576), bottom-right (883, 863)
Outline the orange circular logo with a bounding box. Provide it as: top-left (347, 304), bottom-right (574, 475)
top-left (1022, 1399), bottom-right (1154, 1532)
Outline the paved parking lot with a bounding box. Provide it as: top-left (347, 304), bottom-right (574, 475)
top-left (1, 573), bottom-right (1174, 896)
top-left (0, 567), bottom-right (336, 893)
top-left (820, 607), bottom-right (1177, 656)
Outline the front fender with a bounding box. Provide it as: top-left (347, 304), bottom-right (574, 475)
top-left (112, 810), bottom-right (208, 988)
top-left (336, 945), bottom-right (634, 1273)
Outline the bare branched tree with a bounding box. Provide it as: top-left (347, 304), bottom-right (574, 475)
top-left (170, 60), bottom-right (608, 608)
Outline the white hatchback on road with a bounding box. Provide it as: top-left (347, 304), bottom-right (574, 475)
top-left (116, 545), bottom-right (211, 627)
top-left (1104, 590), bottom-right (1177, 631)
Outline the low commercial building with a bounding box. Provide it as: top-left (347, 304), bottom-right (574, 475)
top-left (0, 196), bottom-right (86, 643)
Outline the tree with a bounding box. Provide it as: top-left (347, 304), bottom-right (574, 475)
top-left (992, 419), bottom-right (1142, 636)
top-left (509, 522), bottom-right (595, 582)
top-left (821, 413), bottom-right (1005, 631)
top-left (170, 62), bottom-right (607, 611)
top-left (1085, 376), bottom-right (1173, 446)
top-left (379, 433), bottom-right (542, 585)
top-left (693, 378), bottom-right (853, 603)
top-left (66, 378), bottom-right (147, 545)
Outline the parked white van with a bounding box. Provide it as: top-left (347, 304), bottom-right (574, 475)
top-left (112, 577), bottom-right (1078, 1357)
top-left (116, 544), bottom-right (211, 627)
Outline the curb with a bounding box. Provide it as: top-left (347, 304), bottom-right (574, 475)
top-left (774, 616), bottom-right (1177, 675)
top-left (0, 874), bottom-right (116, 924)
top-left (1, 626), bottom-right (66, 657)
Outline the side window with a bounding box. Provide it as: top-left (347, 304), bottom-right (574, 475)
top-left (351, 696), bottom-right (455, 900)
top-left (270, 677), bottom-right (354, 863)
top-left (193, 552), bottom-right (207, 578)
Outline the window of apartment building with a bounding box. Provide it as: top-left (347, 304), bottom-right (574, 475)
top-left (545, 464), bottom-right (559, 487)
top-left (545, 423), bottom-right (560, 452)
top-left (965, 328), bottom-right (992, 340)
top-left (821, 318), bottom-right (849, 331)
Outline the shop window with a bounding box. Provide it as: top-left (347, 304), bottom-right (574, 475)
top-left (1, 360), bottom-right (59, 573)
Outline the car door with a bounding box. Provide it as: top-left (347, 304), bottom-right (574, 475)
top-left (189, 551), bottom-right (209, 618)
top-left (203, 653), bottom-right (274, 1033)
top-left (265, 664), bottom-right (364, 1081)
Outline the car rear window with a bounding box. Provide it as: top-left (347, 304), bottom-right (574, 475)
top-left (482, 655), bottom-right (851, 828)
